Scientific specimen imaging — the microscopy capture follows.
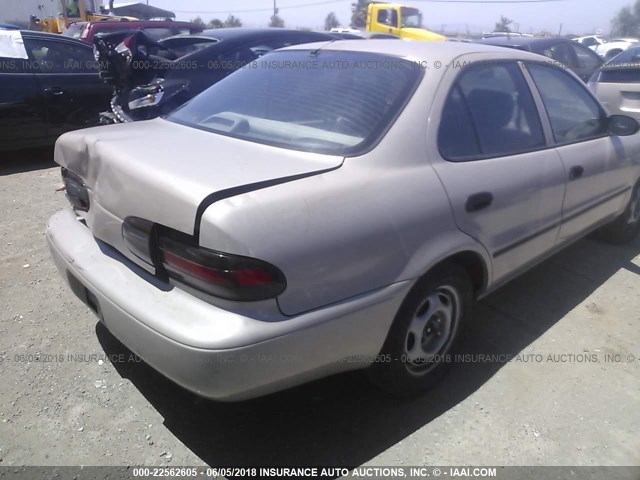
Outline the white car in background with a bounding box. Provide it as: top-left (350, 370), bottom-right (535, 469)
top-left (594, 37), bottom-right (639, 60)
top-left (573, 35), bottom-right (606, 49)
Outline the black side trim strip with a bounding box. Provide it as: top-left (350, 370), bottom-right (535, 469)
top-left (492, 185), bottom-right (631, 258)
top-left (193, 165), bottom-right (342, 242)
top-left (561, 186), bottom-right (631, 225)
top-left (493, 222), bottom-right (560, 258)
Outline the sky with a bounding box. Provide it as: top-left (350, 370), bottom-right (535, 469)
top-left (110, 0), bottom-right (637, 35)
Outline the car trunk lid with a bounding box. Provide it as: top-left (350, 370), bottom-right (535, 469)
top-left (594, 68), bottom-right (640, 116)
top-left (55, 119), bottom-right (343, 236)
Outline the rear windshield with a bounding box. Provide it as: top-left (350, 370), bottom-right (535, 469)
top-left (63, 23), bottom-right (86, 39)
top-left (168, 50), bottom-right (422, 155)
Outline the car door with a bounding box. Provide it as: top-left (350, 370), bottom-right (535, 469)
top-left (0, 55), bottom-right (48, 151)
top-left (22, 35), bottom-right (112, 141)
top-left (430, 60), bottom-right (566, 283)
top-left (569, 42), bottom-right (603, 82)
top-left (526, 62), bottom-right (632, 242)
top-left (376, 7), bottom-right (401, 36)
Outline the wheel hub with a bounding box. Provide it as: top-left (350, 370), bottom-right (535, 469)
top-left (404, 286), bottom-right (459, 374)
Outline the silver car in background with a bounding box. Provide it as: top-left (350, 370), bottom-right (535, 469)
top-left (47, 41), bottom-right (640, 401)
top-left (589, 46), bottom-right (640, 120)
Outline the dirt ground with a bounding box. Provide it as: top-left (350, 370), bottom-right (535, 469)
top-left (0, 150), bottom-right (638, 470)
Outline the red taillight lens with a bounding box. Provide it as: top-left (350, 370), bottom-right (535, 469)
top-left (115, 35), bottom-right (134, 57)
top-left (158, 235), bottom-right (286, 301)
top-left (162, 250), bottom-right (234, 286)
top-left (123, 34), bottom-right (135, 50)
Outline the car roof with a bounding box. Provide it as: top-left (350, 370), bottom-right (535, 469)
top-left (82, 20), bottom-right (198, 27)
top-left (477, 36), bottom-right (559, 48)
top-left (18, 29), bottom-right (91, 45)
top-left (282, 38), bottom-right (547, 63)
top-left (198, 28), bottom-right (333, 41)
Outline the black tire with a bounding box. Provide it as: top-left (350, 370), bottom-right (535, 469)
top-left (598, 182), bottom-right (640, 244)
top-left (366, 263), bottom-right (473, 396)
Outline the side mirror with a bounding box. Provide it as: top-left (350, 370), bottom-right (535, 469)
top-left (609, 114), bottom-right (640, 136)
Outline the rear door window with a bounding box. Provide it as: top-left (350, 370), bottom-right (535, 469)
top-left (438, 86), bottom-right (480, 160)
top-left (24, 38), bottom-right (97, 73)
top-left (570, 43), bottom-right (602, 71)
top-left (541, 42), bottom-right (575, 67)
top-left (581, 37), bottom-right (599, 47)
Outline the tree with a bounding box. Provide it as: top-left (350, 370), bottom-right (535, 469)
top-left (269, 14), bottom-right (285, 28)
top-left (350, 0), bottom-right (368, 29)
top-left (224, 15), bottom-right (243, 28)
top-left (208, 18), bottom-right (224, 29)
top-left (324, 12), bottom-right (340, 31)
top-left (190, 16), bottom-right (206, 29)
top-left (494, 15), bottom-right (513, 33)
top-left (612, 2), bottom-right (640, 37)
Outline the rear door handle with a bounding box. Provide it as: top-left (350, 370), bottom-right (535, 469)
top-left (45, 87), bottom-right (65, 96)
top-left (466, 192), bottom-right (494, 212)
top-left (569, 165), bottom-right (584, 181)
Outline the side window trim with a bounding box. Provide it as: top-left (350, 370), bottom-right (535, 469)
top-left (518, 61), bottom-right (555, 146)
top-left (523, 60), bottom-right (609, 147)
top-left (456, 83), bottom-right (483, 154)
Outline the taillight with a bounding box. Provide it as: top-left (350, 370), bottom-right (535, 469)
top-left (115, 35), bottom-right (134, 64)
top-left (122, 217), bottom-right (154, 265)
top-left (121, 217), bottom-right (287, 301)
top-left (61, 168), bottom-right (89, 212)
top-left (159, 235), bottom-right (287, 301)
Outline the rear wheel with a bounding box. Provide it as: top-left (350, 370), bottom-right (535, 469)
top-left (367, 264), bottom-right (473, 396)
top-left (599, 182), bottom-right (640, 244)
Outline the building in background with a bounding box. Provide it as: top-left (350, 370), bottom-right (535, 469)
top-left (1, 0), bottom-right (59, 26)
top-left (100, 2), bottom-right (175, 20)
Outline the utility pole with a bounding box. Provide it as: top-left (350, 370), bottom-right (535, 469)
top-left (273, 0), bottom-right (278, 16)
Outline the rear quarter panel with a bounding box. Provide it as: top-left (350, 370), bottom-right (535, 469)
top-left (198, 70), bottom-right (491, 315)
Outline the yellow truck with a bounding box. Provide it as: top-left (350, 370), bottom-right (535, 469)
top-left (366, 2), bottom-right (445, 41)
top-left (36, 0), bottom-right (136, 34)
